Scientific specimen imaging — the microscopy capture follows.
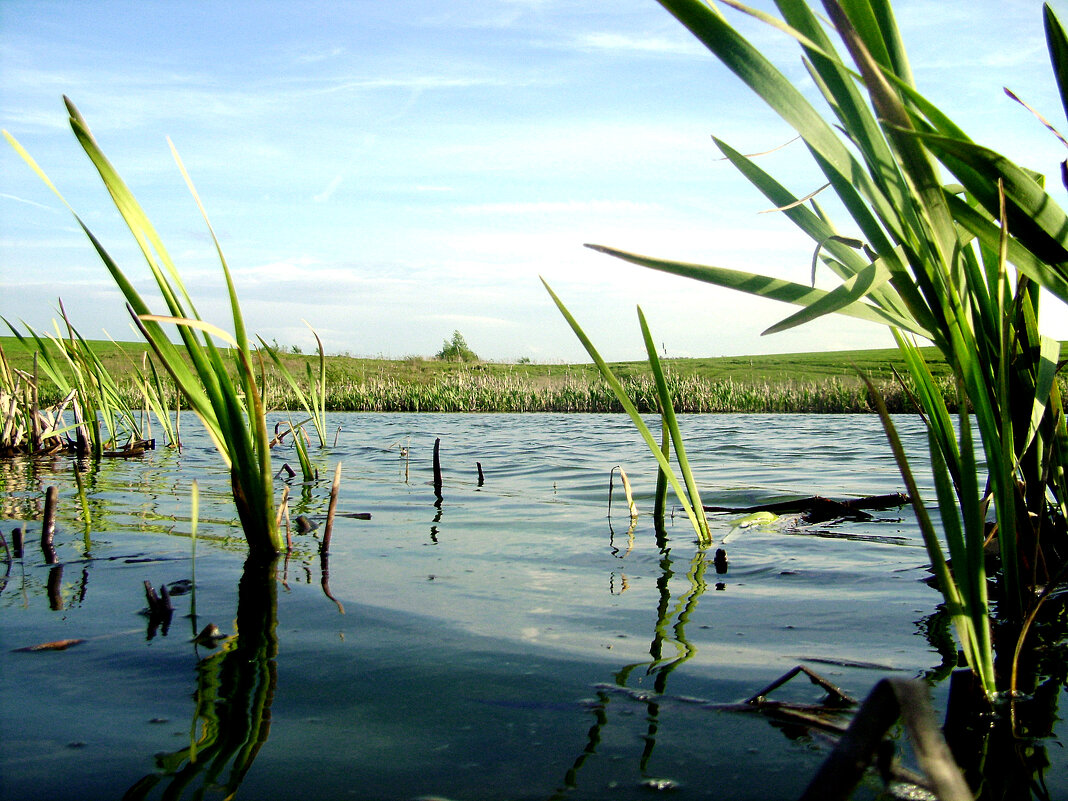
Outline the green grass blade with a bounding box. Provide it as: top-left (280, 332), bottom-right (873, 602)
top-left (542, 278), bottom-right (707, 539)
top-left (1045, 3), bottom-right (1068, 129)
top-left (638, 307), bottom-right (710, 542)
top-left (584, 243), bottom-right (928, 336)
top-left (863, 372), bottom-right (993, 695)
top-left (763, 252), bottom-right (895, 335)
top-left (308, 321), bottom-right (328, 447)
top-left (943, 192), bottom-right (1068, 306)
top-left (1025, 335), bottom-right (1062, 453)
top-left (918, 131), bottom-right (1068, 266)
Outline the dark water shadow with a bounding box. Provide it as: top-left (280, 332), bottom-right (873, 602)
top-left (123, 556), bottom-right (278, 801)
top-left (940, 592), bottom-right (1068, 801)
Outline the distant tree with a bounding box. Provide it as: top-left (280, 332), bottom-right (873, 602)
top-left (436, 330), bottom-right (479, 363)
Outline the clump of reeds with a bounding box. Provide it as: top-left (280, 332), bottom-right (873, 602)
top-left (0, 343), bottom-right (75, 457)
top-left (587, 0), bottom-right (1068, 703)
top-left (3, 312), bottom-right (169, 456)
top-left (6, 99), bottom-right (282, 557)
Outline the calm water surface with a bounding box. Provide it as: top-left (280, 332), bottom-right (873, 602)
top-left (1, 413), bottom-right (1063, 800)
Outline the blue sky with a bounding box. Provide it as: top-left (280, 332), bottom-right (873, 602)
top-left (3, 0), bottom-right (1067, 362)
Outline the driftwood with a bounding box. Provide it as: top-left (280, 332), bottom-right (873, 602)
top-left (14, 638), bottom-right (85, 653)
top-left (704, 492), bottom-right (909, 524)
top-left (100, 439), bottom-right (154, 458)
top-left (799, 678), bottom-right (971, 801)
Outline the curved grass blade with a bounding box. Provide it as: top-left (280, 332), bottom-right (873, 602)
top-left (584, 243), bottom-right (926, 335)
top-left (1045, 3), bottom-right (1068, 131)
top-left (542, 278), bottom-right (709, 542)
top-left (638, 307), bottom-right (710, 541)
top-left (762, 250), bottom-right (897, 335)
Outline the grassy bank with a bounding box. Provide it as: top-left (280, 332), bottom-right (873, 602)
top-left (0, 334), bottom-right (994, 414)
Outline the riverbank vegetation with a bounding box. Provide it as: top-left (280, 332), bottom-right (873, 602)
top-left (2, 334), bottom-right (978, 414)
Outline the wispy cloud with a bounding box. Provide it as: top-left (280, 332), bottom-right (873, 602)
top-left (568, 31), bottom-right (704, 57)
top-left (302, 73), bottom-right (526, 97)
top-left (0, 192), bottom-right (59, 212)
top-left (313, 173), bottom-right (344, 203)
top-left (294, 46), bottom-right (345, 65)
top-left (2, 0), bottom-right (1056, 361)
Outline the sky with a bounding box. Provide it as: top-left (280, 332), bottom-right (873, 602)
top-left (3, 0), bottom-right (1068, 363)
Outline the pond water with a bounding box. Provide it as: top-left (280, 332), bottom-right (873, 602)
top-left (1, 413), bottom-right (1064, 800)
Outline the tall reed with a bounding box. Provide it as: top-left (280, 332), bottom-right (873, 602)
top-left (584, 0), bottom-right (1068, 698)
top-left (5, 99), bottom-right (282, 557)
top-left (543, 280), bottom-right (711, 543)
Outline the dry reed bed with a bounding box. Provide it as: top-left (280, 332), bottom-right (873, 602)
top-left (283, 372), bottom-right (949, 414)
top-left (25, 363), bottom-right (1051, 415)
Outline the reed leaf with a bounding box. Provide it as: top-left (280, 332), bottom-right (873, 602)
top-left (542, 278), bottom-right (711, 543)
top-left (638, 308), bottom-right (711, 541)
top-left (258, 321), bottom-right (329, 448)
top-left (583, 244), bottom-right (923, 334)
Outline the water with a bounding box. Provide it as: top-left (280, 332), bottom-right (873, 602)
top-left (0, 413), bottom-right (1063, 800)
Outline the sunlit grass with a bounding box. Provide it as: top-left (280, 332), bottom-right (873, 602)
top-left (585, 0), bottom-right (1068, 700)
top-left (5, 99), bottom-right (283, 557)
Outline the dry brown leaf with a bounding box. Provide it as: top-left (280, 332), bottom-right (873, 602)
top-left (15, 638), bottom-right (85, 652)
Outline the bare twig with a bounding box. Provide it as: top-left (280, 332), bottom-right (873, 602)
top-left (433, 438), bottom-right (443, 500)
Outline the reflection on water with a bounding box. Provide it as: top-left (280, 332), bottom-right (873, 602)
top-left (1, 413), bottom-right (1066, 800)
top-left (556, 544), bottom-right (711, 796)
top-left (124, 558), bottom-right (278, 801)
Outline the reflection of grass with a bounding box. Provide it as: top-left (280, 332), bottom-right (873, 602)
top-left (615, 547), bottom-right (709, 691)
top-left (555, 545), bottom-right (710, 795)
top-left (125, 558), bottom-right (278, 801)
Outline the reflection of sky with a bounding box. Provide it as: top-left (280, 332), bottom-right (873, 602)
top-left (0, 411), bottom-right (980, 798)
top-left (3, 1), bottom-right (1066, 361)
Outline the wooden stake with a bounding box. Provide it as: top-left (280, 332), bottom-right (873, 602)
top-left (433, 438), bottom-right (443, 500)
top-left (321, 462), bottom-right (343, 555)
top-left (41, 486), bottom-right (58, 565)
